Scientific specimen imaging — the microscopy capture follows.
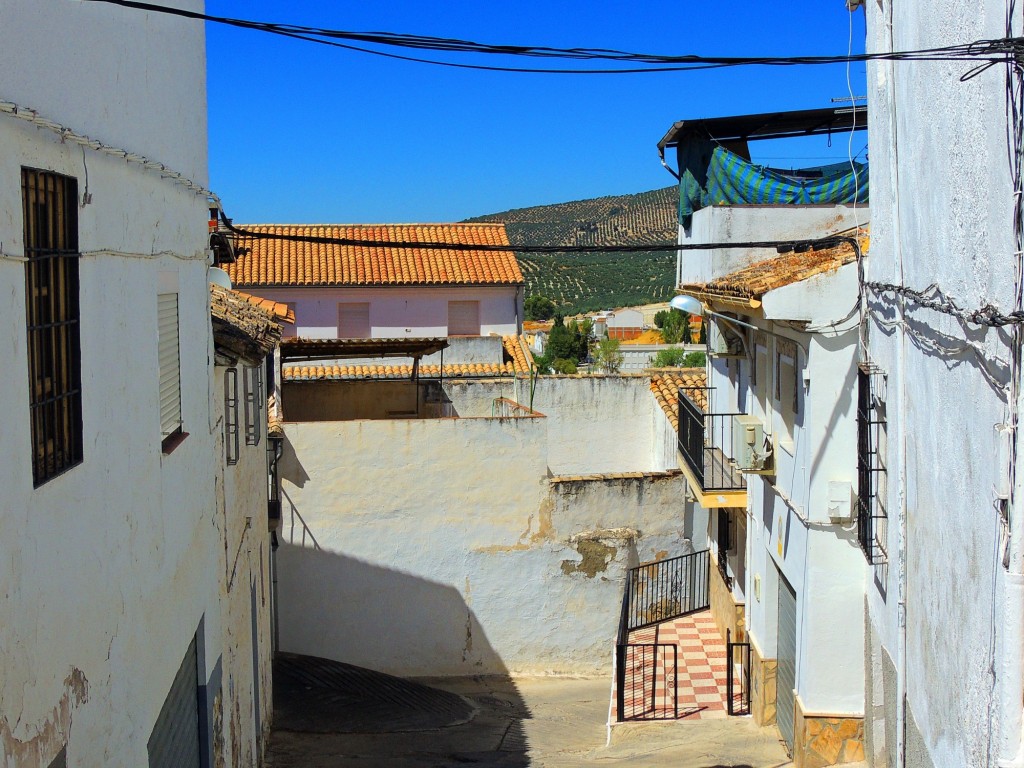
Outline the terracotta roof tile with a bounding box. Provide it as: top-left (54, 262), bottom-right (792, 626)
top-left (226, 223), bottom-right (523, 288)
top-left (502, 335), bottom-right (534, 373)
top-left (210, 285), bottom-right (282, 364)
top-left (649, 368), bottom-right (708, 430)
top-left (232, 289), bottom-right (295, 324)
top-left (282, 362), bottom-right (517, 382)
top-left (680, 230), bottom-right (869, 301)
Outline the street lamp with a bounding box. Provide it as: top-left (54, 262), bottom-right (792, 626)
top-left (669, 294), bottom-right (806, 357)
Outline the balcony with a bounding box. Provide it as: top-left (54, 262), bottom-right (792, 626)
top-left (677, 387), bottom-right (747, 508)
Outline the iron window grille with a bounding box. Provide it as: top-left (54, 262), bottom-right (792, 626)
top-left (22, 168), bottom-right (83, 487)
top-left (857, 365), bottom-right (888, 563)
top-left (244, 365), bottom-right (262, 446)
top-left (225, 368), bottom-right (240, 465)
top-left (717, 509), bottom-right (733, 590)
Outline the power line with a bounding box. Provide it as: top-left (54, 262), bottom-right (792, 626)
top-left (84, 0), bottom-right (1024, 75)
top-left (220, 215), bottom-right (860, 256)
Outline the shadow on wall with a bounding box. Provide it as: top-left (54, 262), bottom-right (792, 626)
top-left (277, 543), bottom-right (510, 678)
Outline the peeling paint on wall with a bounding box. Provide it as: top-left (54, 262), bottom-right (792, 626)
top-left (560, 529), bottom-right (638, 578)
top-left (0, 669), bottom-right (87, 768)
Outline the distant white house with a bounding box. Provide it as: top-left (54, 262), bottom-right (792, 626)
top-left (226, 223), bottom-right (525, 341)
top-left (0, 2), bottom-right (274, 765)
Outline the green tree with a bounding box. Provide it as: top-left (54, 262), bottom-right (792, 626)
top-left (546, 315), bottom-right (575, 362)
top-left (652, 348), bottom-right (688, 367)
top-left (525, 295), bottom-right (556, 321)
top-left (593, 338), bottom-right (624, 373)
top-left (683, 351), bottom-right (707, 368)
top-left (551, 358), bottom-right (578, 374)
top-left (656, 310), bottom-right (687, 344)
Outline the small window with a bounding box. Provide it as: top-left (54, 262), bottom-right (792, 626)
top-left (158, 292), bottom-right (182, 441)
top-left (857, 366), bottom-right (888, 563)
top-left (337, 302), bottom-right (370, 339)
top-left (23, 168), bottom-right (83, 486)
top-left (225, 368), bottom-right (239, 465)
top-left (448, 301), bottom-right (481, 336)
top-left (775, 352), bottom-right (800, 446)
top-left (244, 365), bottom-right (262, 446)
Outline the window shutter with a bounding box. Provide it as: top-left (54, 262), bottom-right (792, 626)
top-left (448, 301), bottom-right (480, 336)
top-left (158, 293), bottom-right (182, 436)
top-left (337, 303), bottom-right (370, 338)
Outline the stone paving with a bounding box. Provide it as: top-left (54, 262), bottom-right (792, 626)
top-left (266, 655), bottom-right (798, 767)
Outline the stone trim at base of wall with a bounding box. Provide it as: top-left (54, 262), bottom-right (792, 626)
top-left (749, 634), bottom-right (777, 727)
top-left (709, 550), bottom-right (745, 643)
top-left (793, 694), bottom-right (865, 768)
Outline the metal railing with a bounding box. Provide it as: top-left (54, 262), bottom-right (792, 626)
top-left (726, 628), bottom-right (751, 716)
top-left (616, 644), bottom-right (679, 721)
top-left (678, 387), bottom-right (746, 492)
top-left (625, 550), bottom-right (711, 632)
top-left (615, 550), bottom-right (711, 722)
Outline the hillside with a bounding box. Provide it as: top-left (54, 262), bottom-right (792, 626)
top-left (464, 186), bottom-right (677, 314)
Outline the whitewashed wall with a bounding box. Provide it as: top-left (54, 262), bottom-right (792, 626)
top-left (510, 376), bottom-right (662, 474)
top-left (215, 366), bottom-right (274, 766)
top-left (703, 305), bottom-right (864, 716)
top-left (864, 1), bottom-right (1020, 766)
top-left (0, 2), bottom-right (261, 766)
top-left (678, 205), bottom-right (864, 287)
top-left (276, 416), bottom-right (696, 676)
top-left (243, 284), bottom-right (522, 338)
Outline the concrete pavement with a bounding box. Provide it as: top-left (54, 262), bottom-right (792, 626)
top-left (267, 663), bottom-right (799, 767)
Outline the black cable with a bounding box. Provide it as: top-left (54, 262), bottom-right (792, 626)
top-left (219, 214), bottom-right (858, 256)
top-left (84, 0), bottom-right (1024, 75)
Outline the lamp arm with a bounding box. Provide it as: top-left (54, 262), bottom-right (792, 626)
top-left (703, 309), bottom-right (808, 357)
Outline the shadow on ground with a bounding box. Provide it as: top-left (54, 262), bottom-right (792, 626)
top-left (268, 655), bottom-right (530, 767)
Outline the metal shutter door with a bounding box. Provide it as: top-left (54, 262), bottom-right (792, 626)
top-left (157, 293), bottom-right (181, 436)
top-left (776, 571), bottom-right (797, 751)
top-left (147, 636), bottom-right (201, 768)
top-left (448, 301), bottom-right (480, 336)
top-left (337, 303), bottom-right (370, 338)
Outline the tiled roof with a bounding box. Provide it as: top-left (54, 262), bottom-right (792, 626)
top-left (680, 231), bottom-right (869, 302)
top-left (502, 335), bottom-right (534, 372)
top-left (283, 362), bottom-right (517, 381)
top-left (226, 223), bottom-right (523, 288)
top-left (210, 285), bottom-right (282, 364)
top-left (650, 368), bottom-right (708, 429)
top-left (233, 290), bottom-right (295, 324)
top-left (282, 335), bottom-right (534, 382)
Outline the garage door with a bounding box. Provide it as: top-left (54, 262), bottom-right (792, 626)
top-left (776, 571), bottom-right (797, 752)
top-left (147, 635), bottom-right (201, 768)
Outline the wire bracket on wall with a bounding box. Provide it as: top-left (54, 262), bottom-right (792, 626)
top-left (0, 99), bottom-right (215, 200)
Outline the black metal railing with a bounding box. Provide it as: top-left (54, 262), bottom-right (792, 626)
top-left (726, 629), bottom-right (751, 716)
top-left (615, 550), bottom-right (711, 721)
top-left (678, 387), bottom-right (746, 492)
top-left (616, 644), bottom-right (679, 721)
top-left (625, 550), bottom-right (711, 631)
top-left (857, 368), bottom-right (888, 564)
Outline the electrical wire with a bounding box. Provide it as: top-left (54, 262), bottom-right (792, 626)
top-left (218, 215), bottom-right (860, 257)
top-left (83, 0), bottom-right (1024, 76)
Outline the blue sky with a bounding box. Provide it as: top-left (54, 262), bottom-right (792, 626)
top-left (206, 2), bottom-right (866, 224)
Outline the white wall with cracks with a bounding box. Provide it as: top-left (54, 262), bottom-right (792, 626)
top-left (276, 377), bottom-right (700, 676)
top-left (0, 2), bottom-right (271, 766)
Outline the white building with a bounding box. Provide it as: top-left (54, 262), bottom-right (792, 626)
top-left (226, 223), bottom-right (524, 342)
top-left (860, 1), bottom-right (1024, 766)
top-left (0, 2), bottom-right (275, 765)
top-left (660, 106), bottom-right (870, 763)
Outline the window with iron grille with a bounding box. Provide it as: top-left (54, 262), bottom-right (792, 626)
top-left (243, 365), bottom-right (262, 446)
top-left (225, 368), bottom-right (240, 465)
top-left (22, 168), bottom-right (83, 487)
top-left (857, 365), bottom-right (888, 563)
top-left (717, 509), bottom-right (733, 590)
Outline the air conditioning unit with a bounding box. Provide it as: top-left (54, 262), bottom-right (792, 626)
top-left (732, 414), bottom-right (774, 472)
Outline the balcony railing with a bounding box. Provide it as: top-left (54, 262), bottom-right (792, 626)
top-left (678, 387), bottom-right (746, 492)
